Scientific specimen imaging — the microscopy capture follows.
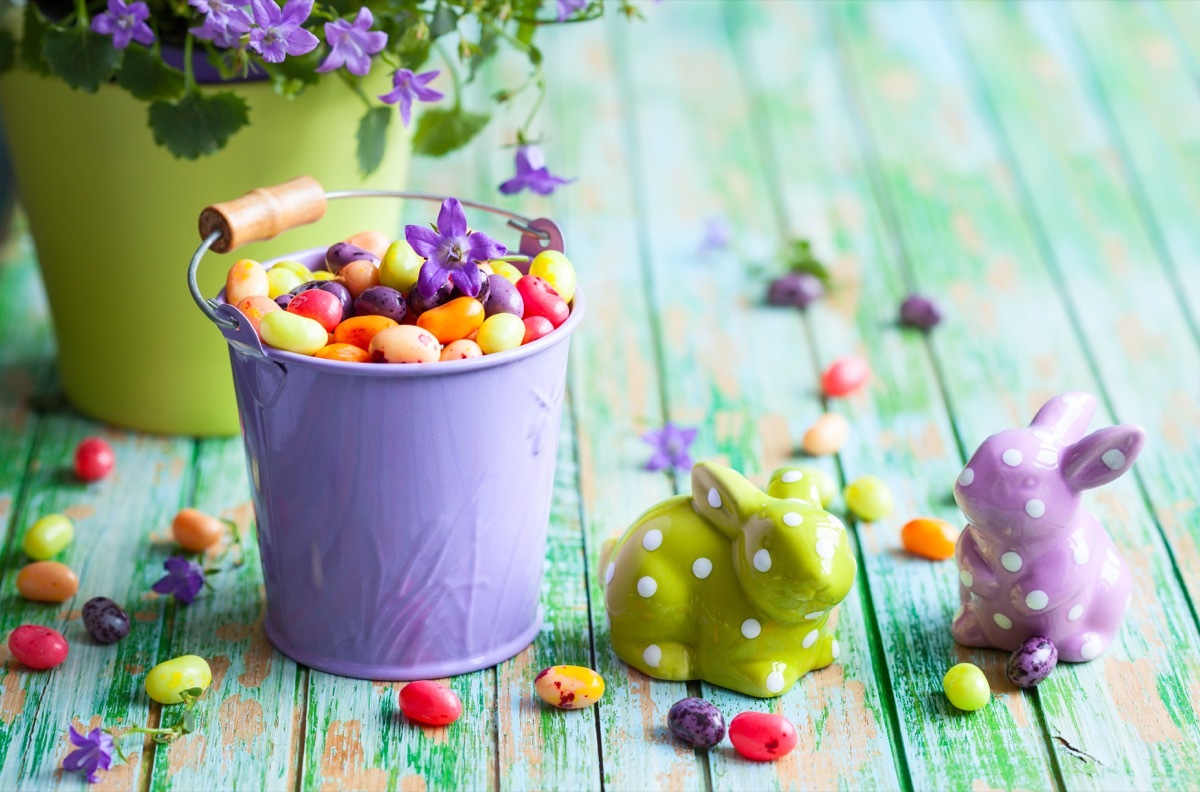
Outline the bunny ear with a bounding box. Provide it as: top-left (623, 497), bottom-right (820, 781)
top-left (1062, 425), bottom-right (1146, 492)
top-left (766, 467), bottom-right (823, 508)
top-left (1029, 392), bottom-right (1097, 443)
top-left (691, 462), bottom-right (762, 538)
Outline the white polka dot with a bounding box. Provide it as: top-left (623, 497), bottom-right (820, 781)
top-left (994, 613), bottom-right (1012, 629)
top-left (1102, 449), bottom-right (1126, 470)
top-left (1001, 552), bottom-right (1023, 572)
top-left (604, 562), bottom-right (615, 585)
top-left (802, 629), bottom-right (819, 648)
top-left (960, 570), bottom-right (974, 588)
top-left (783, 512), bottom-right (802, 527)
top-left (637, 576), bottom-right (657, 597)
top-left (782, 470), bottom-right (802, 483)
top-left (766, 670), bottom-right (785, 693)
top-left (741, 619), bottom-right (761, 639)
top-left (692, 558), bottom-right (712, 579)
top-left (643, 644), bottom-right (662, 668)
top-left (805, 611), bottom-right (825, 621)
top-left (1068, 604), bottom-right (1084, 622)
top-left (1025, 499), bottom-right (1045, 518)
top-left (831, 639), bottom-right (841, 659)
top-left (707, 488), bottom-right (722, 509)
top-left (1026, 590), bottom-right (1049, 611)
top-left (1036, 449), bottom-right (1058, 466)
top-left (642, 529), bottom-right (663, 551)
top-left (1074, 543), bottom-right (1090, 566)
top-left (816, 538), bottom-right (835, 560)
top-left (958, 468), bottom-right (975, 486)
top-left (1080, 634), bottom-right (1103, 660)
top-left (754, 549), bottom-right (772, 572)
top-left (1002, 449), bottom-right (1023, 467)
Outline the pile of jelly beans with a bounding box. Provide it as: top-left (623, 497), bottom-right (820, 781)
top-left (224, 227), bottom-right (577, 364)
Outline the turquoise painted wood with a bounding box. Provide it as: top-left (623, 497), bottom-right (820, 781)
top-left (2, 2), bottom-right (1200, 789)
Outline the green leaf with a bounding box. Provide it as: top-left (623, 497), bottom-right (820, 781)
top-left (179, 711), bottom-right (197, 734)
top-left (147, 91), bottom-right (250, 160)
top-left (412, 106), bottom-right (489, 157)
top-left (783, 239), bottom-right (832, 286)
top-left (356, 106), bottom-right (392, 177)
top-left (429, 3), bottom-right (457, 38)
top-left (0, 31), bottom-right (14, 75)
top-left (42, 28), bottom-right (122, 93)
top-left (20, 3), bottom-right (50, 75)
top-left (117, 45), bottom-right (185, 102)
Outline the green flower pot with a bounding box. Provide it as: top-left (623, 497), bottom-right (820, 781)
top-left (0, 69), bottom-right (410, 435)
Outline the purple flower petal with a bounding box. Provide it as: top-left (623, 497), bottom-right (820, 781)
top-left (379, 69), bottom-right (443, 127)
top-left (405, 225), bottom-right (441, 259)
top-left (448, 261), bottom-right (482, 297)
top-left (416, 260), bottom-right (449, 299)
top-left (436, 198), bottom-right (468, 239)
top-left (644, 451), bottom-right (671, 472)
top-left (465, 232), bottom-right (506, 262)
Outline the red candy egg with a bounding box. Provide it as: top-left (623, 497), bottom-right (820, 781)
top-left (516, 276), bottom-right (569, 329)
top-left (74, 437), bottom-right (115, 482)
top-left (820, 356), bottom-right (870, 398)
top-left (8, 624), bottom-right (69, 670)
top-left (728, 711), bottom-right (798, 761)
top-left (399, 680), bottom-right (463, 726)
top-left (522, 316), bottom-right (555, 345)
top-left (288, 289), bottom-right (344, 333)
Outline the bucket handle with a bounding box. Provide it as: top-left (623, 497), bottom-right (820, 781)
top-left (189, 177), bottom-right (565, 333)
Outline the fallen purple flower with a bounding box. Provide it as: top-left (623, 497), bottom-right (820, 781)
top-left (63, 726), bottom-right (114, 785)
top-left (151, 556), bottom-right (205, 605)
top-left (642, 423), bottom-right (698, 473)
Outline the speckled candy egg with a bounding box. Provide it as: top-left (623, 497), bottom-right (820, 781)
top-left (667, 697), bottom-right (725, 749)
top-left (1007, 636), bottom-right (1058, 689)
top-left (82, 597), bottom-right (131, 644)
top-left (534, 665), bottom-right (605, 709)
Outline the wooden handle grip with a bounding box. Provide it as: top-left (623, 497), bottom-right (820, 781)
top-left (198, 176), bottom-right (327, 253)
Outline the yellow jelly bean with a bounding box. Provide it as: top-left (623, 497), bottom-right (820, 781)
top-left (23, 514), bottom-right (74, 560)
top-left (534, 665), bottom-right (605, 709)
top-left (476, 313), bottom-right (525, 355)
top-left (477, 262), bottom-right (495, 276)
top-left (271, 260), bottom-right (314, 281)
top-left (225, 258), bottom-right (268, 305)
top-left (379, 240), bottom-right (424, 293)
top-left (309, 270), bottom-right (336, 281)
top-left (529, 251), bottom-right (577, 303)
top-left (267, 266), bottom-right (305, 299)
top-left (145, 655), bottom-right (212, 704)
top-left (369, 325), bottom-right (442, 363)
top-left (417, 296), bottom-right (486, 344)
top-left (259, 311), bottom-right (328, 355)
top-left (490, 261), bottom-right (523, 285)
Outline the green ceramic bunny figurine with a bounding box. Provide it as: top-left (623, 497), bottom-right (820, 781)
top-left (602, 462), bottom-right (857, 698)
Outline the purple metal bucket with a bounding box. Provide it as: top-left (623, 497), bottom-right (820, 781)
top-left (190, 195), bottom-right (582, 679)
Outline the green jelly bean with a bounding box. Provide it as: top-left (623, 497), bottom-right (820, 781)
top-left (271, 260), bottom-right (315, 282)
top-left (379, 240), bottom-right (424, 294)
top-left (260, 311), bottom-right (327, 355)
top-left (267, 267), bottom-right (305, 299)
top-left (943, 663), bottom-right (990, 711)
top-left (843, 475), bottom-right (894, 522)
top-left (23, 514), bottom-right (74, 560)
top-left (477, 313), bottom-right (525, 355)
top-left (145, 655), bottom-right (212, 704)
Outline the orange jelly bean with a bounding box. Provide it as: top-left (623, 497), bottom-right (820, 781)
top-left (315, 343), bottom-right (371, 363)
top-left (901, 517), bottom-right (960, 560)
top-left (417, 296), bottom-right (485, 344)
top-left (333, 315), bottom-right (399, 350)
top-left (345, 230), bottom-right (391, 259)
top-left (235, 295), bottom-right (280, 337)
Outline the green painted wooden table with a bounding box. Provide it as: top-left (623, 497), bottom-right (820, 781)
top-left (3, 1), bottom-right (1200, 789)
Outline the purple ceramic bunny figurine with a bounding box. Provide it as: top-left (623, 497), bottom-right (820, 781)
top-left (951, 392), bottom-right (1145, 662)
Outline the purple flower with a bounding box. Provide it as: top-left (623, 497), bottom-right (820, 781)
top-left (190, 0), bottom-right (252, 48)
top-left (151, 556), bottom-right (205, 605)
top-left (700, 216), bottom-right (730, 252)
top-left (642, 423), bottom-right (698, 473)
top-left (90, 0), bottom-right (154, 49)
top-left (379, 69), bottom-right (444, 127)
top-left (248, 0), bottom-right (319, 63)
top-left (405, 198), bottom-right (507, 299)
top-left (557, 0), bottom-right (588, 22)
top-left (63, 726), bottom-right (114, 784)
top-left (316, 8), bottom-right (387, 77)
top-left (498, 145), bottom-right (574, 196)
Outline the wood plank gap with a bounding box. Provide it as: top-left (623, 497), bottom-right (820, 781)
top-left (290, 665), bottom-right (309, 792)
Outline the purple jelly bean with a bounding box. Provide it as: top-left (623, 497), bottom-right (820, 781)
top-left (767, 272), bottom-right (824, 309)
top-left (354, 286), bottom-right (407, 323)
top-left (82, 597), bottom-right (131, 644)
top-left (326, 242), bottom-right (379, 275)
top-left (482, 274), bottom-right (524, 318)
top-left (274, 294), bottom-right (294, 310)
top-left (1007, 637), bottom-right (1058, 689)
top-left (667, 697), bottom-right (726, 749)
top-left (407, 280), bottom-right (455, 317)
top-left (899, 294), bottom-right (943, 330)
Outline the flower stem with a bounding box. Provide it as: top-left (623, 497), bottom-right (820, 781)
top-left (183, 33), bottom-right (196, 94)
top-left (74, 0), bottom-right (89, 27)
top-left (435, 42), bottom-right (464, 110)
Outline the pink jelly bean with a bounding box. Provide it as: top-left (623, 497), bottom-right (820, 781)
top-left (728, 711), bottom-right (798, 762)
top-left (8, 624), bottom-right (69, 670)
top-left (399, 681), bottom-right (463, 726)
top-left (516, 276), bottom-right (569, 329)
top-left (820, 356), bottom-right (870, 397)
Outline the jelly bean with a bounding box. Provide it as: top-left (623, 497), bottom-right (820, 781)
top-left (490, 260), bottom-right (523, 285)
top-left (339, 259), bottom-right (380, 299)
top-left (145, 655), bottom-right (212, 704)
top-left (271, 259), bottom-right (315, 281)
top-left (483, 274), bottom-right (524, 319)
top-left (534, 665), bottom-right (605, 709)
top-left (476, 313), bottom-right (525, 355)
top-left (293, 280), bottom-right (353, 322)
top-left (899, 294), bottom-right (943, 331)
top-left (345, 229), bottom-right (391, 259)
top-left (900, 517), bottom-right (959, 561)
top-left (73, 437), bottom-right (115, 482)
top-left (943, 663), bottom-right (990, 711)
top-left (450, 268), bottom-right (490, 305)
top-left (802, 412), bottom-right (848, 456)
top-left (399, 680), bottom-right (463, 726)
top-left (267, 266), bottom-right (305, 299)
top-left (315, 343), bottom-right (372, 363)
top-left (225, 258), bottom-right (268, 305)
top-left (440, 339), bottom-right (483, 361)
top-left (326, 242), bottom-right (378, 274)
top-left (171, 508), bottom-right (225, 552)
top-left (407, 280), bottom-right (454, 317)
top-left (369, 325), bottom-right (442, 364)
top-left (274, 294), bottom-right (294, 310)
top-left (844, 475), bottom-right (894, 522)
top-left (309, 270), bottom-right (336, 282)
top-left (529, 250), bottom-right (577, 303)
top-left (728, 712), bottom-right (798, 761)
top-left (354, 285), bottom-right (407, 324)
top-left (667, 697), bottom-right (726, 749)
top-left (767, 272), bottom-right (824, 308)
top-left (516, 276), bottom-right (569, 328)
top-left (477, 262), bottom-right (494, 276)
top-left (260, 311), bottom-right (328, 356)
top-left (288, 289), bottom-right (344, 333)
top-left (333, 315), bottom-right (399, 351)
top-left (379, 240), bottom-right (424, 293)
top-left (235, 295), bottom-right (280, 337)
top-left (7, 624), bottom-right (68, 669)
top-left (417, 296), bottom-right (485, 344)
top-left (22, 514), bottom-right (73, 560)
top-left (821, 356), bottom-right (870, 397)
top-left (1007, 637), bottom-right (1058, 689)
top-left (16, 560), bottom-right (79, 602)
top-left (522, 316), bottom-right (554, 345)
top-left (790, 465), bottom-right (837, 508)
top-left (82, 596), bottom-right (131, 644)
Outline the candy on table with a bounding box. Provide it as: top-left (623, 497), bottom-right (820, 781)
top-left (766, 271), bottom-right (824, 309)
top-left (529, 250), bottom-right (577, 302)
top-left (482, 274), bottom-right (524, 318)
top-left (727, 711), bottom-right (798, 761)
top-left (900, 517), bottom-right (959, 561)
top-left (171, 508), bottom-right (225, 552)
top-left (316, 343), bottom-right (371, 363)
top-left (82, 597), bottom-right (131, 644)
top-left (225, 258), bottom-right (268, 305)
top-left (943, 663), bottom-right (990, 711)
top-left (73, 437), bottom-right (115, 482)
top-left (476, 313), bottom-right (525, 355)
top-left (345, 229), bottom-right (391, 259)
top-left (844, 475), bottom-right (894, 522)
top-left (17, 560), bottom-right (79, 602)
top-left (490, 260), bottom-right (523, 285)
top-left (340, 259), bottom-right (381, 299)
top-left (22, 514), bottom-right (73, 560)
top-left (266, 265), bottom-right (305, 299)
top-left (354, 286), bottom-right (407, 324)
top-left (440, 339), bottom-right (483, 360)
top-left (259, 311), bottom-right (328, 356)
top-left (369, 325), bottom-right (442, 364)
top-left (951, 392), bottom-right (1145, 662)
top-left (287, 289), bottom-right (343, 333)
top-left (332, 315), bottom-right (398, 351)
top-left (517, 276), bottom-right (569, 329)
top-left (1007, 636), bottom-right (1058, 689)
top-left (416, 296), bottom-right (486, 345)
top-left (379, 240), bottom-right (424, 293)
top-left (399, 680), bottom-right (463, 726)
top-left (603, 462), bottom-right (856, 698)
top-left (522, 316), bottom-right (554, 345)
top-left (7, 625), bottom-right (68, 670)
top-left (667, 697), bottom-right (726, 749)
top-left (325, 241), bottom-right (378, 275)
top-left (235, 295), bottom-right (280, 337)
top-left (533, 665), bottom-right (605, 710)
top-left (899, 293), bottom-right (943, 330)
top-left (145, 655), bottom-right (212, 704)
top-left (802, 412), bottom-right (849, 456)
top-left (820, 356), bottom-right (870, 397)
